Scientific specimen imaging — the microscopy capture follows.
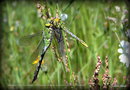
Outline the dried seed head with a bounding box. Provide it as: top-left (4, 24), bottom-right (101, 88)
top-left (89, 56), bottom-right (102, 89)
top-left (112, 78), bottom-right (117, 87)
top-left (56, 9), bottom-right (59, 18)
top-left (48, 8), bottom-right (51, 17)
top-left (36, 3), bottom-right (41, 9)
top-left (102, 56), bottom-right (111, 89)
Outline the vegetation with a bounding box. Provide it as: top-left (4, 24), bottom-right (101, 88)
top-left (1, 0), bottom-right (129, 88)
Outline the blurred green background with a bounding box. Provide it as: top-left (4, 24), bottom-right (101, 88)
top-left (0, 0), bottom-right (128, 87)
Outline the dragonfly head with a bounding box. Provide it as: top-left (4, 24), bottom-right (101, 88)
top-left (45, 17), bottom-right (61, 28)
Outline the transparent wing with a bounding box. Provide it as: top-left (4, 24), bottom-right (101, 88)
top-left (20, 31), bottom-right (46, 63)
top-left (63, 29), bottom-right (88, 48)
top-left (53, 28), bottom-right (70, 72)
top-left (41, 64), bottom-right (48, 74)
top-left (30, 36), bottom-right (45, 62)
top-left (32, 31), bottom-right (53, 83)
top-left (19, 31), bottom-right (43, 46)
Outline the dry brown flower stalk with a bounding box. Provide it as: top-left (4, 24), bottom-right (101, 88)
top-left (89, 56), bottom-right (102, 89)
top-left (102, 56), bottom-right (111, 89)
top-left (111, 78), bottom-right (117, 87)
top-left (51, 45), bottom-right (62, 62)
top-left (64, 33), bottom-right (71, 52)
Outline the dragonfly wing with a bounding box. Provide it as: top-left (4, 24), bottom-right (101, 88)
top-left (41, 64), bottom-right (48, 74)
top-left (63, 29), bottom-right (88, 48)
top-left (53, 28), bottom-right (70, 72)
top-left (32, 30), bottom-right (53, 83)
top-left (20, 31), bottom-right (46, 63)
top-left (30, 36), bottom-right (45, 62)
top-left (58, 39), bottom-right (70, 72)
top-left (19, 31), bottom-right (43, 46)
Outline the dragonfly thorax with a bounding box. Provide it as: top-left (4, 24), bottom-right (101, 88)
top-left (45, 17), bottom-right (61, 28)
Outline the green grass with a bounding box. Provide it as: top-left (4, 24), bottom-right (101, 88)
top-left (1, 1), bottom-right (128, 87)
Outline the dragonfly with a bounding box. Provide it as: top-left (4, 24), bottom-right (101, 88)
top-left (21, 2), bottom-right (88, 83)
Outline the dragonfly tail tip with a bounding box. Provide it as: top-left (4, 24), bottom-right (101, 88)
top-left (31, 78), bottom-right (37, 84)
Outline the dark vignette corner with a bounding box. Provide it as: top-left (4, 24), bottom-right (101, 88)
top-left (0, 0), bottom-right (5, 89)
